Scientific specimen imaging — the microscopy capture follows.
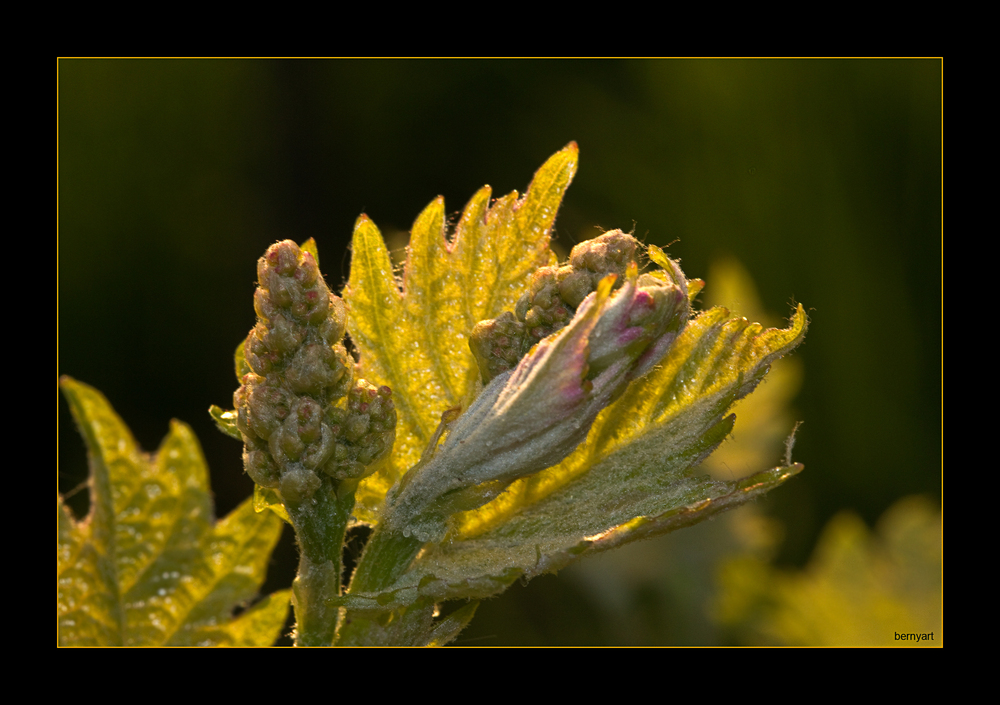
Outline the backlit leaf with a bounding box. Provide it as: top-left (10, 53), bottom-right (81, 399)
top-left (58, 377), bottom-right (289, 646)
top-left (344, 143), bottom-right (578, 522)
top-left (450, 302), bottom-right (808, 541)
top-left (696, 257), bottom-right (805, 479)
top-left (335, 464), bottom-right (802, 614)
top-left (336, 303), bottom-right (807, 611)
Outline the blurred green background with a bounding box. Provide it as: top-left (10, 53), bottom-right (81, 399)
top-left (58, 59), bottom-right (941, 645)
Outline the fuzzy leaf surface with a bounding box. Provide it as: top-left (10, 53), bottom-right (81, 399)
top-left (452, 303), bottom-right (808, 539)
top-left (59, 377), bottom-right (289, 646)
top-left (344, 143), bottom-right (578, 522)
top-left (335, 599), bottom-right (479, 646)
top-left (336, 304), bottom-right (807, 611)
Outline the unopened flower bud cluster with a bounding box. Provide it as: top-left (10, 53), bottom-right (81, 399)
top-left (470, 230), bottom-right (640, 383)
top-left (233, 241), bottom-right (396, 504)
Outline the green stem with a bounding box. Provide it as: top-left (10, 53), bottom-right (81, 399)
top-left (333, 525), bottom-right (423, 645)
top-left (286, 479), bottom-right (355, 647)
top-left (347, 526), bottom-right (423, 595)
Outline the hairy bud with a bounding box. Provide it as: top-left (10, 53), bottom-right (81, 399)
top-left (231, 240), bottom-right (397, 504)
top-left (470, 230), bottom-right (646, 384)
top-left (321, 380), bottom-right (397, 481)
top-left (384, 233), bottom-right (690, 541)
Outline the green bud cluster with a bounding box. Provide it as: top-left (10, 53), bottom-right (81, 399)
top-left (234, 240), bottom-right (396, 504)
top-left (470, 230), bottom-right (639, 383)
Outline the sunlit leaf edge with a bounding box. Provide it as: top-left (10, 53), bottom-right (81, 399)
top-left (345, 143), bottom-right (579, 523)
top-left (59, 376), bottom-right (287, 646)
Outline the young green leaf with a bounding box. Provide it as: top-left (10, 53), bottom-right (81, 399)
top-left (334, 145), bottom-right (808, 631)
top-left (335, 465), bottom-right (803, 614)
top-left (59, 377), bottom-right (289, 646)
top-left (344, 142), bottom-right (578, 522)
top-left (449, 302), bottom-right (807, 536)
top-left (335, 302), bottom-right (807, 612)
top-left (335, 598), bottom-right (480, 646)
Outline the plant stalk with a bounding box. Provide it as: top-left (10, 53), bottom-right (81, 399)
top-left (331, 524), bottom-right (423, 645)
top-left (286, 479), bottom-right (355, 647)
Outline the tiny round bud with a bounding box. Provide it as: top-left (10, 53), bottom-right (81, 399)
top-left (558, 270), bottom-right (593, 308)
top-left (236, 405), bottom-right (256, 440)
top-left (294, 397), bottom-right (322, 444)
top-left (279, 466), bottom-right (321, 504)
top-left (294, 252), bottom-right (319, 286)
top-left (301, 423), bottom-right (335, 470)
top-left (277, 424), bottom-right (306, 461)
top-left (266, 313), bottom-right (304, 354)
top-left (247, 383), bottom-right (292, 439)
top-left (470, 311), bottom-right (528, 383)
top-left (305, 289), bottom-right (331, 324)
top-left (344, 413), bottom-right (370, 443)
top-left (244, 449), bottom-right (280, 488)
top-left (569, 230), bottom-right (636, 279)
top-left (356, 443), bottom-right (376, 466)
top-left (320, 297), bottom-right (348, 343)
top-left (254, 288), bottom-right (278, 323)
top-left (269, 276), bottom-right (294, 308)
top-left (285, 343), bottom-right (339, 394)
top-left (265, 241), bottom-right (300, 276)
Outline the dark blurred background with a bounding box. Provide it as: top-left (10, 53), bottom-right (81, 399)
top-left (58, 59), bottom-right (941, 645)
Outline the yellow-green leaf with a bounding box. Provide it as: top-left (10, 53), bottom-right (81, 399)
top-left (714, 496), bottom-right (941, 646)
top-left (59, 377), bottom-right (288, 646)
top-left (334, 464), bottom-right (803, 612)
top-left (209, 404), bottom-right (241, 440)
top-left (234, 339), bottom-right (250, 382)
top-left (450, 302), bottom-right (808, 540)
top-left (335, 303), bottom-right (807, 611)
top-left (254, 483), bottom-right (291, 524)
top-left (299, 237), bottom-right (319, 267)
top-left (344, 143), bottom-right (579, 522)
top-left (696, 257), bottom-right (805, 480)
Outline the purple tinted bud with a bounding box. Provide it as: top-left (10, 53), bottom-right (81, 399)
top-left (265, 241), bottom-right (299, 276)
top-left (585, 264), bottom-right (688, 382)
top-left (387, 236), bottom-right (690, 539)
